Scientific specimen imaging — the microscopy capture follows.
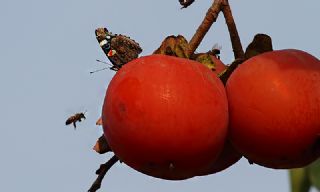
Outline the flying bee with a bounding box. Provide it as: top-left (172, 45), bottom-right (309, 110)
top-left (209, 43), bottom-right (222, 59)
top-left (95, 27), bottom-right (142, 71)
top-left (65, 111), bottom-right (86, 129)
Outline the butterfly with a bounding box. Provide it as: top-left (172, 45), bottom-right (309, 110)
top-left (95, 27), bottom-right (142, 71)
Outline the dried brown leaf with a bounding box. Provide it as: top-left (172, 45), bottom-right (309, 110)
top-left (93, 135), bottom-right (111, 154)
top-left (96, 117), bottom-right (102, 126)
top-left (153, 35), bottom-right (190, 58)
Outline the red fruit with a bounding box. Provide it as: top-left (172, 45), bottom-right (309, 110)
top-left (192, 57), bottom-right (239, 175)
top-left (197, 139), bottom-right (242, 176)
top-left (102, 54), bottom-right (228, 180)
top-left (226, 49), bottom-right (320, 169)
top-left (210, 55), bottom-right (226, 75)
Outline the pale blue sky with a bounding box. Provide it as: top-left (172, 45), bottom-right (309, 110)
top-left (0, 0), bottom-right (319, 191)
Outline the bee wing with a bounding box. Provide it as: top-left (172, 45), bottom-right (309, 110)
top-left (212, 43), bottom-right (222, 51)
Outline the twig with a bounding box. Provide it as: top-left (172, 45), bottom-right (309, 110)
top-left (219, 33), bottom-right (273, 85)
top-left (187, 0), bottom-right (223, 57)
top-left (221, 0), bottom-right (244, 59)
top-left (187, 0), bottom-right (245, 84)
top-left (88, 155), bottom-right (119, 192)
top-left (217, 0), bottom-right (245, 85)
top-left (187, 0), bottom-right (244, 59)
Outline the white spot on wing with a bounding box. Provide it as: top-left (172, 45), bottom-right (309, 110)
top-left (99, 40), bottom-right (107, 47)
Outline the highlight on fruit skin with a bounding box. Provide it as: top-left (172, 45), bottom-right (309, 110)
top-left (102, 54), bottom-right (229, 180)
top-left (226, 49), bottom-right (320, 169)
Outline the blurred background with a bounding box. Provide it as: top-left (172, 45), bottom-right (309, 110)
top-left (0, 0), bottom-right (319, 191)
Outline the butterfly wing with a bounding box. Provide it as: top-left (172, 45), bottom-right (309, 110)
top-left (95, 27), bottom-right (142, 70)
top-left (109, 34), bottom-right (142, 67)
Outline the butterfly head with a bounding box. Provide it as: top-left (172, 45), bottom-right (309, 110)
top-left (95, 28), bottom-right (109, 42)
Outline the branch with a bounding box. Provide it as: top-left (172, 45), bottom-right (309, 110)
top-left (187, 0), bottom-right (223, 57)
top-left (187, 0), bottom-right (244, 59)
top-left (88, 155), bottom-right (119, 192)
top-left (219, 33), bottom-right (273, 85)
top-left (221, 0), bottom-right (244, 59)
top-left (217, 0), bottom-right (245, 85)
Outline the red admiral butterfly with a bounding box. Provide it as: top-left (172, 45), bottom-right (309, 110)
top-left (95, 27), bottom-right (142, 71)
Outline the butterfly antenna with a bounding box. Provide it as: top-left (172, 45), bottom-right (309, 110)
top-left (90, 59), bottom-right (114, 74)
top-left (96, 59), bottom-right (113, 66)
top-left (90, 67), bottom-right (109, 74)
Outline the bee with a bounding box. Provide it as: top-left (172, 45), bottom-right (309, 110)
top-left (95, 27), bottom-right (142, 71)
top-left (65, 112), bottom-right (86, 129)
top-left (209, 43), bottom-right (222, 59)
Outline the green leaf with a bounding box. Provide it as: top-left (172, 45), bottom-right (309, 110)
top-left (289, 168), bottom-right (311, 192)
top-left (308, 159), bottom-right (320, 190)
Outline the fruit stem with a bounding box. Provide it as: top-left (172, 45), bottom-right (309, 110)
top-left (218, 33), bottom-right (273, 85)
top-left (220, 0), bottom-right (244, 59)
top-left (187, 0), bottom-right (244, 61)
top-left (289, 168), bottom-right (311, 192)
top-left (218, 58), bottom-right (245, 85)
top-left (88, 155), bottom-right (119, 192)
top-left (187, 0), bottom-right (223, 57)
